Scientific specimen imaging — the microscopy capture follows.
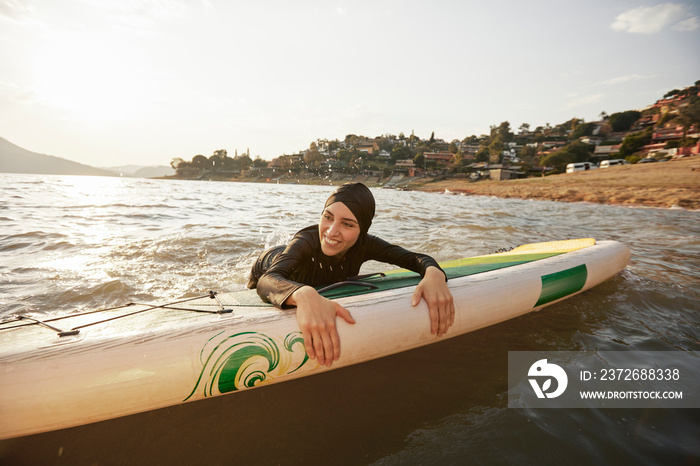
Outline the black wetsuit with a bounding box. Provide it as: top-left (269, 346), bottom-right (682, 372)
top-left (248, 225), bottom-right (444, 308)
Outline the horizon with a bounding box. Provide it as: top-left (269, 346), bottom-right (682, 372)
top-left (1, 1), bottom-right (699, 168)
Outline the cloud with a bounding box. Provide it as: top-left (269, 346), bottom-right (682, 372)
top-left (600, 74), bottom-right (653, 86)
top-left (566, 93), bottom-right (604, 109)
top-left (78, 0), bottom-right (187, 29)
top-left (0, 0), bottom-right (35, 23)
top-left (611, 3), bottom-right (697, 34)
top-left (0, 80), bottom-right (40, 105)
top-left (673, 16), bottom-right (700, 31)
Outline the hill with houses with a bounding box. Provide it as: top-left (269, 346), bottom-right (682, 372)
top-left (172, 80), bottom-right (700, 184)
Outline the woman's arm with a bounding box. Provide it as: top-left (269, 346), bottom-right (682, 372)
top-left (411, 266), bottom-right (455, 336)
top-left (365, 236), bottom-right (455, 336)
top-left (286, 286), bottom-right (355, 367)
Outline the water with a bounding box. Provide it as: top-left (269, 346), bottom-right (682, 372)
top-left (1, 173), bottom-right (699, 465)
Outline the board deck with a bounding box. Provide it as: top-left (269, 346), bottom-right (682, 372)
top-left (320, 238), bottom-right (596, 299)
top-left (0, 238), bottom-right (629, 439)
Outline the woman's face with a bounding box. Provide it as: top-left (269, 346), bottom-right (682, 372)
top-left (318, 202), bottom-right (361, 258)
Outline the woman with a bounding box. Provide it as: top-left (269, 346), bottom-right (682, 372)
top-left (248, 183), bottom-right (454, 367)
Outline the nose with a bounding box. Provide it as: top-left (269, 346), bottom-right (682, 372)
top-left (326, 219), bottom-right (340, 237)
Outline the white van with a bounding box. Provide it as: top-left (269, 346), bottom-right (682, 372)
top-left (600, 159), bottom-right (627, 168)
top-left (566, 162), bottom-right (596, 173)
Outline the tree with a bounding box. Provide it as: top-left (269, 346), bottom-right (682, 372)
top-left (518, 145), bottom-right (538, 162)
top-left (328, 139), bottom-right (341, 152)
top-left (209, 154), bottom-right (224, 171)
top-left (572, 122), bottom-right (597, 139)
top-left (475, 146), bottom-right (490, 163)
top-left (492, 121), bottom-right (514, 142)
top-left (486, 121), bottom-right (513, 163)
top-left (677, 95), bottom-right (700, 137)
top-left (237, 155), bottom-right (253, 171)
top-left (608, 111), bottom-right (641, 132)
top-left (377, 137), bottom-right (394, 152)
top-left (344, 134), bottom-right (360, 147)
top-left (304, 148), bottom-right (323, 169)
top-left (519, 123), bottom-right (530, 134)
top-left (192, 154), bottom-right (210, 169)
top-left (413, 153), bottom-right (425, 169)
top-left (540, 141), bottom-right (593, 173)
top-left (619, 129), bottom-right (652, 157)
top-left (449, 152), bottom-right (466, 172)
top-left (488, 138), bottom-right (504, 163)
top-left (391, 144), bottom-right (413, 163)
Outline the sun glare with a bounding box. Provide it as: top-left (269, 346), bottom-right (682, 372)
top-left (33, 31), bottom-right (155, 122)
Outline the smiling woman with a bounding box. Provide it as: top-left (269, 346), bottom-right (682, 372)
top-left (32, 30), bottom-right (155, 122)
top-left (249, 183), bottom-right (455, 368)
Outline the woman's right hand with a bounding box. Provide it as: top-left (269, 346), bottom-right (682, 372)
top-left (287, 286), bottom-right (356, 367)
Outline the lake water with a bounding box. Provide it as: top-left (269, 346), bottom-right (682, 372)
top-left (1, 173), bottom-right (699, 464)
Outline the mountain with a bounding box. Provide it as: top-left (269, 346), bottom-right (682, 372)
top-left (0, 137), bottom-right (117, 177)
top-left (101, 164), bottom-right (175, 178)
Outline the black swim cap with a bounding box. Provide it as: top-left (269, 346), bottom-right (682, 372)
top-left (323, 182), bottom-right (376, 234)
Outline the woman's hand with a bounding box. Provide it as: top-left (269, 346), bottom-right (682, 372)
top-left (287, 286), bottom-right (356, 367)
top-left (412, 266), bottom-right (455, 337)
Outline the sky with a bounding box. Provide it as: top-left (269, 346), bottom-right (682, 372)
top-left (1, 0), bottom-right (699, 168)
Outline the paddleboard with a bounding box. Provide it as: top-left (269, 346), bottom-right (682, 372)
top-left (0, 238), bottom-right (630, 439)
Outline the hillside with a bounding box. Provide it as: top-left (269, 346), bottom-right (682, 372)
top-left (0, 137), bottom-right (116, 177)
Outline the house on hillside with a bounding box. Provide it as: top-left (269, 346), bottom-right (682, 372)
top-left (541, 141), bottom-right (567, 149)
top-left (669, 142), bottom-right (700, 158)
top-left (484, 164), bottom-right (523, 181)
top-left (580, 136), bottom-right (604, 145)
top-left (652, 125), bottom-right (685, 143)
top-left (594, 144), bottom-right (621, 156)
top-left (424, 151), bottom-right (454, 166)
top-left (356, 142), bottom-right (379, 154)
top-left (461, 144), bottom-right (480, 157)
top-left (635, 114), bottom-right (660, 128)
top-left (432, 141), bottom-right (450, 152)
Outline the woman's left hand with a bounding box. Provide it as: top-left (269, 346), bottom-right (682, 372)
top-left (412, 266), bottom-right (455, 337)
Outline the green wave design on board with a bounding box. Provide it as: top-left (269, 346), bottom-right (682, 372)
top-left (184, 330), bottom-right (312, 401)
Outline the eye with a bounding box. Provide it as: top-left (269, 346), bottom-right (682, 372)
top-left (343, 222), bottom-right (356, 228)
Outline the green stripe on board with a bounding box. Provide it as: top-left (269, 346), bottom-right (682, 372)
top-left (320, 253), bottom-right (567, 300)
top-left (535, 264), bottom-right (588, 307)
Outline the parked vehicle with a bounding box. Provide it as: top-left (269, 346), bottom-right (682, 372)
top-left (599, 159), bottom-right (627, 168)
top-left (639, 158), bottom-right (657, 163)
top-left (566, 162), bottom-right (597, 173)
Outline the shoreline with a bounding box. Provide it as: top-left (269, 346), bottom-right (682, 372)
top-left (414, 156), bottom-right (699, 210)
top-left (164, 156), bottom-right (700, 210)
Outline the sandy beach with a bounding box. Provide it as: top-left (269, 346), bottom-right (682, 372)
top-left (415, 156), bottom-right (700, 210)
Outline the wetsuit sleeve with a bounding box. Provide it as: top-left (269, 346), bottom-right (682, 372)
top-left (364, 235), bottom-right (447, 280)
top-left (255, 236), bottom-right (312, 309)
